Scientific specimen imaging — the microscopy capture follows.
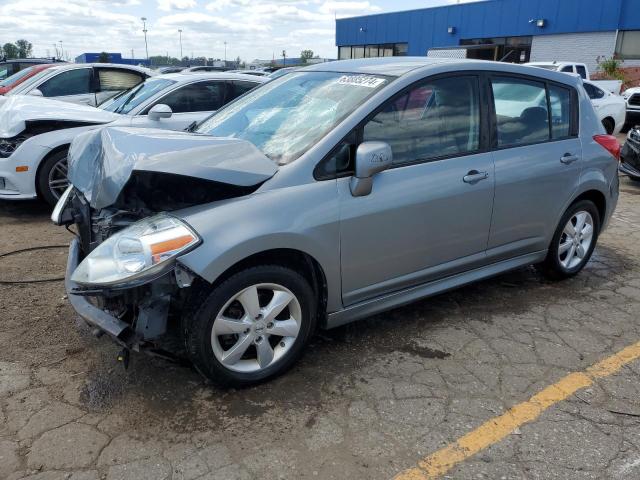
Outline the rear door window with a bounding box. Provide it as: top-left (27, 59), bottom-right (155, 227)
top-left (96, 68), bottom-right (145, 92)
top-left (491, 77), bottom-right (549, 147)
top-left (583, 83), bottom-right (604, 100)
top-left (38, 68), bottom-right (92, 97)
top-left (576, 65), bottom-right (587, 79)
top-left (549, 85), bottom-right (572, 139)
top-left (228, 80), bottom-right (260, 102)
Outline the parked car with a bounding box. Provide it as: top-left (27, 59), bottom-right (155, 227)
top-left (184, 66), bottom-right (228, 73)
top-left (1, 63), bottom-right (153, 106)
top-left (157, 66), bottom-right (186, 74)
top-left (0, 58), bottom-right (64, 81)
top-left (525, 61), bottom-right (622, 94)
top-left (0, 64), bottom-right (58, 95)
top-left (0, 72), bottom-right (265, 205)
top-left (55, 58), bottom-right (620, 387)
top-left (268, 67), bottom-right (296, 80)
top-left (620, 127), bottom-right (640, 181)
top-left (622, 87), bottom-right (640, 120)
top-left (227, 69), bottom-right (269, 77)
top-left (582, 80), bottom-right (626, 134)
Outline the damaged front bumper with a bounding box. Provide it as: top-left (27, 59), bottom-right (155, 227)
top-left (65, 238), bottom-right (138, 347)
top-left (65, 237), bottom-right (192, 354)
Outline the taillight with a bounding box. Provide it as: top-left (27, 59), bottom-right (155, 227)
top-left (593, 134), bottom-right (621, 161)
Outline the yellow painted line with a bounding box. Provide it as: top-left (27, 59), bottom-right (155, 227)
top-left (394, 340), bottom-right (640, 480)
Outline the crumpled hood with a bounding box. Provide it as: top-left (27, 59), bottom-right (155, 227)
top-left (68, 126), bottom-right (278, 209)
top-left (0, 96), bottom-right (119, 138)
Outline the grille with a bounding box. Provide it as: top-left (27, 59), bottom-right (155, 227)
top-left (629, 94), bottom-right (640, 106)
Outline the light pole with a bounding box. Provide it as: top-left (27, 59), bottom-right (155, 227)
top-left (224, 41), bottom-right (227, 63)
top-left (282, 49), bottom-right (286, 66)
top-left (178, 29), bottom-right (183, 61)
top-left (59, 41), bottom-right (64, 60)
top-left (141, 17), bottom-right (149, 61)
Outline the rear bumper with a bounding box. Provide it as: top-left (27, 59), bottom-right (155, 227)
top-left (65, 239), bottom-right (137, 347)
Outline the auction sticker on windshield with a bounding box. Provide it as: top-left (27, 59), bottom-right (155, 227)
top-left (338, 75), bottom-right (387, 88)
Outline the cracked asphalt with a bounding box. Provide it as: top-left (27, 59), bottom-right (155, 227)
top-left (1, 177), bottom-right (640, 480)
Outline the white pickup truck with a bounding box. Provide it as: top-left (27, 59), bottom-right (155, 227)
top-left (525, 62), bottom-right (623, 95)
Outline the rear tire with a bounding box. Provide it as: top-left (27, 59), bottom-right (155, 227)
top-left (602, 118), bottom-right (615, 135)
top-left (539, 200), bottom-right (600, 280)
top-left (185, 265), bottom-right (317, 387)
top-left (37, 149), bottom-right (69, 208)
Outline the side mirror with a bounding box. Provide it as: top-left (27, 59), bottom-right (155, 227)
top-left (148, 104), bottom-right (173, 121)
top-left (349, 141), bottom-right (392, 197)
top-left (27, 88), bottom-right (43, 97)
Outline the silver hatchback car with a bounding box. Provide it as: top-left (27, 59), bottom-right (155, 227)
top-left (55, 58), bottom-right (620, 386)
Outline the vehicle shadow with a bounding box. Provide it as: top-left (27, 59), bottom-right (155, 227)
top-left (0, 199), bottom-right (50, 221)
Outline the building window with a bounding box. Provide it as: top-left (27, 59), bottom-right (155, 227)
top-left (616, 31), bottom-right (640, 60)
top-left (337, 43), bottom-right (408, 60)
top-left (338, 46), bottom-right (352, 60)
top-left (353, 46), bottom-right (365, 59)
top-left (394, 43), bottom-right (408, 56)
top-left (460, 36), bottom-right (531, 63)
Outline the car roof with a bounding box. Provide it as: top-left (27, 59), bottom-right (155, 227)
top-left (301, 57), bottom-right (452, 76)
top-left (46, 63), bottom-right (154, 75)
top-left (157, 71), bottom-right (269, 83)
top-left (0, 58), bottom-right (61, 64)
top-left (301, 57), bottom-right (582, 87)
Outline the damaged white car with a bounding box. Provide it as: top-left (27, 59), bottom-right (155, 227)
top-left (0, 72), bottom-right (265, 205)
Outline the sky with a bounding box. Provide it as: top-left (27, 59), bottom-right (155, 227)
top-left (0, 0), bottom-right (478, 63)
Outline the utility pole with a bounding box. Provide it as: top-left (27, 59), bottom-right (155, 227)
top-left (224, 41), bottom-right (227, 63)
top-left (53, 43), bottom-right (59, 60)
top-left (282, 49), bottom-right (286, 66)
top-left (141, 17), bottom-right (149, 60)
top-left (59, 41), bottom-right (63, 60)
top-left (178, 29), bottom-right (183, 60)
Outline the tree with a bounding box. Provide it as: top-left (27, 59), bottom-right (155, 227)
top-left (300, 49), bottom-right (314, 63)
top-left (2, 43), bottom-right (19, 59)
top-left (97, 52), bottom-right (110, 63)
top-left (15, 39), bottom-right (32, 58)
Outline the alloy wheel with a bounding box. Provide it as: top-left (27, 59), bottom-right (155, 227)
top-left (210, 283), bottom-right (302, 373)
top-left (47, 156), bottom-right (69, 200)
top-left (558, 210), bottom-right (594, 270)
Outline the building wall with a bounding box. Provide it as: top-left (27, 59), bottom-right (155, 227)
top-left (336, 0), bottom-right (640, 57)
top-left (529, 31), bottom-right (617, 72)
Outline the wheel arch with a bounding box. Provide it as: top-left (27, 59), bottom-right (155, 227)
top-left (601, 116), bottom-right (615, 134)
top-left (571, 189), bottom-right (606, 226)
top-left (185, 247), bottom-right (330, 324)
top-left (34, 144), bottom-right (70, 198)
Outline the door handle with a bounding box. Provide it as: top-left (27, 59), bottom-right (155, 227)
top-left (463, 170), bottom-right (489, 184)
top-left (560, 153), bottom-right (579, 165)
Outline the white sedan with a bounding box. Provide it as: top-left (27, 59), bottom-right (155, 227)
top-left (0, 72), bottom-right (266, 205)
top-left (1, 63), bottom-right (153, 107)
top-left (582, 80), bottom-right (626, 135)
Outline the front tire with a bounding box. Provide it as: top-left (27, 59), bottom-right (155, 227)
top-left (539, 200), bottom-right (600, 280)
top-left (37, 149), bottom-right (69, 207)
top-left (185, 265), bottom-right (317, 387)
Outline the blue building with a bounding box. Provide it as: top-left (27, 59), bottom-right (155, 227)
top-left (75, 52), bottom-right (150, 67)
top-left (336, 0), bottom-right (640, 71)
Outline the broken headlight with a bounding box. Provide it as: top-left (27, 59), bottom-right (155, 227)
top-left (0, 135), bottom-right (27, 158)
top-left (71, 214), bottom-right (200, 287)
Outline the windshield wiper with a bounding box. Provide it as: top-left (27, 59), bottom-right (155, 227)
top-left (185, 121), bottom-right (197, 132)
